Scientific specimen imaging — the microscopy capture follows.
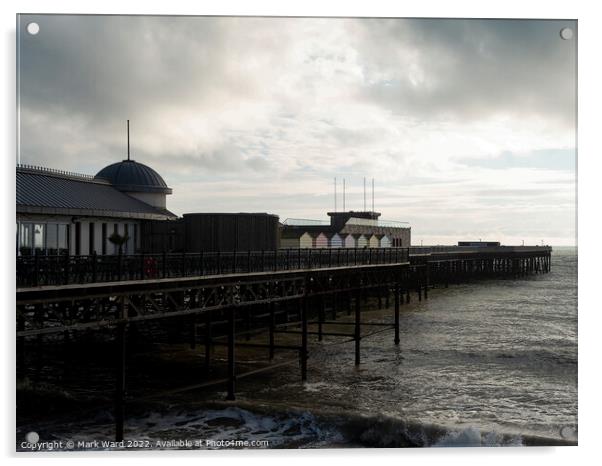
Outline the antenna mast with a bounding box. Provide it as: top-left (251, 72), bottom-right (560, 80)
top-left (334, 177), bottom-right (337, 212)
top-left (372, 178), bottom-right (374, 212)
top-left (343, 178), bottom-right (346, 211)
top-left (127, 120), bottom-right (130, 161)
top-left (363, 177), bottom-right (366, 211)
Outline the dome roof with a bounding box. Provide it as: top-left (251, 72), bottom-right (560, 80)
top-left (95, 160), bottom-right (172, 194)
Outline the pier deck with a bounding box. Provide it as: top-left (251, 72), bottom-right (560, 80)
top-left (16, 245), bottom-right (551, 442)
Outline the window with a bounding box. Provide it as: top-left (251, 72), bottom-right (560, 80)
top-left (102, 223), bottom-right (107, 255)
top-left (33, 224), bottom-right (45, 252)
top-left (75, 222), bottom-right (81, 255)
top-left (124, 224), bottom-right (129, 254)
top-left (58, 224), bottom-right (68, 253)
top-left (133, 224), bottom-right (138, 253)
top-left (89, 222), bottom-right (95, 255)
top-left (46, 224), bottom-right (58, 253)
top-left (19, 223), bottom-right (32, 254)
top-left (113, 223), bottom-right (118, 254)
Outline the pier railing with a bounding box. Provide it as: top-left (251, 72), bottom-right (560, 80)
top-left (409, 245), bottom-right (551, 255)
top-left (16, 247), bottom-right (410, 287)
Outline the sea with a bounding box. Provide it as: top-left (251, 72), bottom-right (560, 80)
top-left (17, 247), bottom-right (577, 450)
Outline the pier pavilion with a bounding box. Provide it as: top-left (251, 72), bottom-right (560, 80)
top-left (16, 161), bottom-right (176, 256)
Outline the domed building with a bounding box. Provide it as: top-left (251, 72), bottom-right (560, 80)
top-left (16, 158), bottom-right (176, 256)
top-left (95, 159), bottom-right (172, 209)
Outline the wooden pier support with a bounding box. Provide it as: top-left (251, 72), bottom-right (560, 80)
top-left (318, 296), bottom-right (324, 342)
top-left (17, 315), bottom-right (25, 380)
top-left (226, 307), bottom-right (236, 401)
top-left (114, 321), bottom-right (127, 442)
top-left (331, 293), bottom-right (337, 320)
top-left (269, 302), bottom-right (275, 360)
top-left (205, 311), bottom-right (212, 369)
top-left (394, 284), bottom-right (400, 345)
top-left (355, 291), bottom-right (361, 366)
top-left (301, 296), bottom-right (308, 381)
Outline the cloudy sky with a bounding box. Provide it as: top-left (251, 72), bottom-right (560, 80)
top-left (17, 15), bottom-right (576, 245)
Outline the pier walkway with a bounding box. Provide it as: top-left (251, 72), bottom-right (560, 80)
top-left (16, 245), bottom-right (551, 441)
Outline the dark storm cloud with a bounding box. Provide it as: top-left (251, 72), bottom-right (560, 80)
top-left (351, 18), bottom-right (576, 124)
top-left (20, 15), bottom-right (233, 119)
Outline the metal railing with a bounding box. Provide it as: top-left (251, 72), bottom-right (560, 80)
top-left (409, 245), bottom-right (552, 255)
top-left (344, 218), bottom-right (410, 228)
top-left (16, 248), bottom-right (410, 287)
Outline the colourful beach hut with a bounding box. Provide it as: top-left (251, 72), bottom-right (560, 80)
top-left (280, 230), bottom-right (314, 249)
top-left (313, 232), bottom-right (329, 248)
top-left (379, 235), bottom-right (392, 248)
top-left (299, 232), bottom-right (313, 248)
top-left (329, 233), bottom-right (343, 248)
top-left (368, 234), bottom-right (379, 248)
top-left (344, 234), bottom-right (356, 248)
top-left (356, 235), bottom-right (368, 248)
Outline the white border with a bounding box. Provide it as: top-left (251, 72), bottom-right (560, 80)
top-left (2, 1), bottom-right (599, 465)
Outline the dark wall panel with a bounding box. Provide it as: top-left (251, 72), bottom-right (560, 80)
top-left (183, 213), bottom-right (280, 252)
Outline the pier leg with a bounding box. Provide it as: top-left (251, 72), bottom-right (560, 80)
top-left (205, 311), bottom-right (212, 370)
top-left (245, 307), bottom-right (251, 341)
top-left (385, 287), bottom-right (390, 309)
top-left (226, 307), bottom-right (236, 401)
top-left (16, 313), bottom-right (25, 381)
top-left (355, 291), bottom-right (361, 366)
top-left (318, 296), bottom-right (324, 342)
top-left (190, 317), bottom-right (197, 350)
top-left (331, 293), bottom-right (337, 320)
top-left (394, 284), bottom-right (400, 345)
top-left (115, 321), bottom-right (127, 442)
top-left (445, 262), bottom-right (450, 288)
top-left (301, 296), bottom-right (308, 381)
top-left (347, 291), bottom-right (352, 316)
top-left (269, 302), bottom-right (275, 360)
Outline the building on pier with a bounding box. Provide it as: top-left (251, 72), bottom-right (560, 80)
top-left (16, 161), bottom-right (281, 255)
top-left (17, 160), bottom-right (408, 255)
top-left (16, 162), bottom-right (177, 256)
top-left (280, 211), bottom-right (411, 248)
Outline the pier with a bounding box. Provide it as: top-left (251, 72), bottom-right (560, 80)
top-left (16, 246), bottom-right (551, 442)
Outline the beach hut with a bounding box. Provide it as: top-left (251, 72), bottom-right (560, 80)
top-left (344, 234), bottom-right (356, 248)
top-left (313, 232), bottom-right (329, 248)
top-left (368, 234), bottom-right (379, 248)
top-left (329, 233), bottom-right (343, 248)
top-left (379, 234), bottom-right (392, 248)
top-left (280, 232), bottom-right (300, 248)
top-left (356, 235), bottom-right (368, 248)
top-left (280, 230), bottom-right (313, 249)
top-left (299, 232), bottom-right (313, 249)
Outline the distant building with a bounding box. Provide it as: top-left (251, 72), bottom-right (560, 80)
top-left (280, 211), bottom-right (411, 248)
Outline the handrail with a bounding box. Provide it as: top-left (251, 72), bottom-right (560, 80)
top-left (16, 248), bottom-right (411, 287)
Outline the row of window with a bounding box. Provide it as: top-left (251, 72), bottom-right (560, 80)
top-left (17, 222), bottom-right (139, 256)
top-left (18, 223), bottom-right (69, 254)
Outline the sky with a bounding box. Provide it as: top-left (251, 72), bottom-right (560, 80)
top-left (17, 15), bottom-right (577, 245)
